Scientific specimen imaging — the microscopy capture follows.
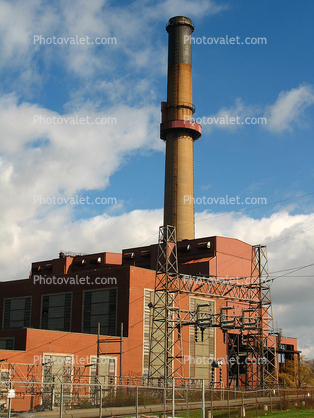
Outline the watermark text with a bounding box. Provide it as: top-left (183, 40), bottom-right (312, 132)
top-left (33, 275), bottom-right (117, 286)
top-left (184, 35), bottom-right (267, 46)
top-left (34, 35), bottom-right (117, 45)
top-left (33, 115), bottom-right (117, 125)
top-left (34, 195), bottom-right (117, 205)
top-left (184, 195), bottom-right (267, 206)
top-left (34, 355), bottom-right (111, 366)
top-left (184, 355), bottom-right (267, 366)
top-left (184, 115), bottom-right (267, 126)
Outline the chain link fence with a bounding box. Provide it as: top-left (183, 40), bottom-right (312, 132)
top-left (0, 366), bottom-right (313, 417)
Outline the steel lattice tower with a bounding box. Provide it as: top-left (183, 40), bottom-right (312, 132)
top-left (227, 245), bottom-right (278, 389)
top-left (148, 226), bottom-right (185, 383)
top-left (148, 230), bottom-right (279, 389)
top-left (251, 244), bottom-right (278, 388)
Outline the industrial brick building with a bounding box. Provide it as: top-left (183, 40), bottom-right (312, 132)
top-left (0, 236), bottom-right (298, 411)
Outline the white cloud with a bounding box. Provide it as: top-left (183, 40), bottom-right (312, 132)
top-left (0, 92), bottom-right (162, 233)
top-left (264, 84), bottom-right (314, 133)
top-left (0, 0), bottom-right (54, 65)
top-left (199, 84), bottom-right (314, 135)
top-left (0, 88), bottom-right (162, 284)
top-left (143, 0), bottom-right (227, 20)
top-left (0, 0), bottom-right (58, 94)
top-left (0, 0), bottom-right (225, 94)
top-left (200, 98), bottom-right (260, 133)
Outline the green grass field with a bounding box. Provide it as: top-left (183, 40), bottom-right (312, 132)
top-left (177, 408), bottom-right (314, 418)
top-left (263, 410), bottom-right (314, 417)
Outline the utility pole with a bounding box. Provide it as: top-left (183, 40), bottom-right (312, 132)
top-left (120, 323), bottom-right (123, 384)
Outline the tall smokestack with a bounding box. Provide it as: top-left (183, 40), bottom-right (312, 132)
top-left (161, 16), bottom-right (202, 242)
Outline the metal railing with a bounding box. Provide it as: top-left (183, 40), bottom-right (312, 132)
top-left (0, 377), bottom-right (314, 418)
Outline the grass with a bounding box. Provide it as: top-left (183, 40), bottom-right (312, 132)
top-left (264, 410), bottom-right (314, 417)
top-left (177, 407), bottom-right (314, 418)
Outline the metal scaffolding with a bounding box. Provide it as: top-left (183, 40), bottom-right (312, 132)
top-left (148, 227), bottom-right (278, 389)
top-left (225, 245), bottom-right (278, 389)
top-left (250, 245), bottom-right (278, 388)
top-left (148, 225), bottom-right (185, 383)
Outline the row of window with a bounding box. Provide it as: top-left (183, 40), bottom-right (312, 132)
top-left (42, 354), bottom-right (115, 384)
top-left (2, 289), bottom-right (117, 336)
top-left (0, 354), bottom-right (116, 391)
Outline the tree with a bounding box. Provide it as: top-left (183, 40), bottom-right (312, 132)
top-left (299, 356), bottom-right (314, 387)
top-left (279, 356), bottom-right (314, 388)
top-left (278, 358), bottom-right (297, 387)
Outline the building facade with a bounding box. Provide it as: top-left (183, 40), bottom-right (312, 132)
top-left (0, 235), bottom-right (299, 411)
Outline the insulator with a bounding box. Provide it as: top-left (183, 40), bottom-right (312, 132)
top-left (201, 328), bottom-right (204, 342)
top-left (211, 368), bottom-right (215, 383)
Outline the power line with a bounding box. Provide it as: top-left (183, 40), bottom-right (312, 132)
top-left (138, 191), bottom-right (314, 247)
top-left (195, 191), bottom-right (314, 225)
top-left (266, 224), bottom-right (314, 246)
top-left (270, 265), bottom-right (314, 274)
top-left (265, 262), bottom-right (314, 283)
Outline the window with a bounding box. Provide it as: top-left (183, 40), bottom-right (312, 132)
top-left (90, 356), bottom-right (116, 386)
top-left (0, 338), bottom-right (14, 350)
top-left (0, 369), bottom-right (10, 394)
top-left (143, 289), bottom-right (153, 376)
top-left (83, 289), bottom-right (117, 335)
top-left (42, 354), bottom-right (73, 405)
top-left (41, 293), bottom-right (72, 332)
top-left (189, 298), bottom-right (215, 381)
top-left (3, 297), bottom-right (31, 329)
top-left (89, 356), bottom-right (116, 403)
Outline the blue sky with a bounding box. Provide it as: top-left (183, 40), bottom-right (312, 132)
top-left (1, 0), bottom-right (314, 357)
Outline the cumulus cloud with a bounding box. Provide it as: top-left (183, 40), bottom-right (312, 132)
top-left (0, 93), bottom-right (160, 183)
top-left (0, 92), bottom-right (162, 265)
top-left (199, 84), bottom-right (314, 134)
top-left (199, 98), bottom-right (261, 133)
top-left (0, 0), bottom-right (225, 96)
top-left (142, 0), bottom-right (227, 20)
top-left (264, 84), bottom-right (314, 132)
top-left (0, 0), bottom-right (57, 66)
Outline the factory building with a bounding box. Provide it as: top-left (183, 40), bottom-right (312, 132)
top-left (0, 237), bottom-right (298, 411)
